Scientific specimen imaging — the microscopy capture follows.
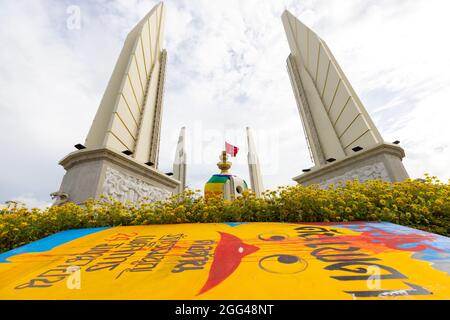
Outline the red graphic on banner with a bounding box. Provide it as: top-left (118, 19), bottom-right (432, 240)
top-left (197, 232), bottom-right (259, 295)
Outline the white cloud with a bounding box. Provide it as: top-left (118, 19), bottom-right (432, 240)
top-left (0, 0), bottom-right (449, 207)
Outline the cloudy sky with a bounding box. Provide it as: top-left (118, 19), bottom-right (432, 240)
top-left (0, 0), bottom-right (449, 208)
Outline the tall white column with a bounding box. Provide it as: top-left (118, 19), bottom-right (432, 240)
top-left (246, 127), bottom-right (264, 197)
top-left (173, 127), bottom-right (187, 193)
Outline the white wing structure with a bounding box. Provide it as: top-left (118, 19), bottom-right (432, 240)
top-left (85, 2), bottom-right (166, 168)
top-left (56, 3), bottom-right (182, 205)
top-left (282, 10), bottom-right (383, 166)
top-left (282, 10), bottom-right (408, 186)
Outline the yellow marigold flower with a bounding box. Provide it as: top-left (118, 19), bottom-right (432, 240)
top-left (345, 207), bottom-right (352, 213)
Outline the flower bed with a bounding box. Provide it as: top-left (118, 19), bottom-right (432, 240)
top-left (1, 175), bottom-right (449, 253)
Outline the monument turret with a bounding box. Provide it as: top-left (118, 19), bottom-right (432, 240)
top-left (204, 151), bottom-right (249, 200)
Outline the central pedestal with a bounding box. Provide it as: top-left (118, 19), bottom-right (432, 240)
top-left (56, 148), bottom-right (180, 205)
top-left (293, 143), bottom-right (409, 187)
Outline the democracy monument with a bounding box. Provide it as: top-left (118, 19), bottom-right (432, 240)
top-left (1, 2), bottom-right (449, 302)
top-left (51, 3), bottom-right (409, 206)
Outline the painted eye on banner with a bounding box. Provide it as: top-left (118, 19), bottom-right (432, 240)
top-left (258, 254), bottom-right (308, 274)
top-left (258, 233), bottom-right (289, 241)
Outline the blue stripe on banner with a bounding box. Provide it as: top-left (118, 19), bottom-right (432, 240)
top-left (0, 227), bottom-right (110, 263)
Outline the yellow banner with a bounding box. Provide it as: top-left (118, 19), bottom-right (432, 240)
top-left (0, 222), bottom-right (449, 299)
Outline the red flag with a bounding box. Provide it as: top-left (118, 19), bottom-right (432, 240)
top-left (225, 142), bottom-right (239, 157)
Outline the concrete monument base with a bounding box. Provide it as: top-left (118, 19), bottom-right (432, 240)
top-left (54, 148), bottom-right (180, 205)
top-left (293, 143), bottom-right (409, 188)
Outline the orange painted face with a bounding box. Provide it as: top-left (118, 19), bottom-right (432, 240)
top-left (1, 222), bottom-right (449, 300)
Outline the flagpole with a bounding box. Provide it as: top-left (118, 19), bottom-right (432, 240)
top-left (223, 126), bottom-right (226, 154)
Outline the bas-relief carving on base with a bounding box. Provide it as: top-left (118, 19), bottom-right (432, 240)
top-left (317, 162), bottom-right (389, 188)
top-left (102, 167), bottom-right (172, 203)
